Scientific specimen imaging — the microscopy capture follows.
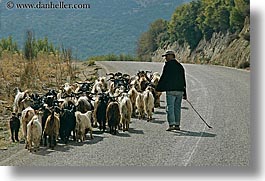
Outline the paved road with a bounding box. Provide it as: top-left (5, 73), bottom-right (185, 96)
top-left (0, 61), bottom-right (250, 166)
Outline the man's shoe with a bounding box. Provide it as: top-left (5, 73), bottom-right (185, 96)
top-left (166, 125), bottom-right (175, 131)
top-left (174, 125), bottom-right (180, 130)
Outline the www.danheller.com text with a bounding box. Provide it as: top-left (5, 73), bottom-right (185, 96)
top-left (5, 1), bottom-right (91, 10)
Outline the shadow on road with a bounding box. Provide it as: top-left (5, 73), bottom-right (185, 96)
top-left (173, 130), bottom-right (216, 137)
top-left (155, 106), bottom-right (188, 112)
top-left (34, 143), bottom-right (72, 156)
top-left (128, 128), bottom-right (144, 134)
top-left (34, 135), bottom-right (105, 156)
top-left (83, 135), bottom-right (104, 145)
top-left (150, 119), bottom-right (165, 124)
top-left (116, 131), bottom-right (131, 137)
top-left (92, 130), bottom-right (106, 135)
top-left (154, 110), bottom-right (166, 115)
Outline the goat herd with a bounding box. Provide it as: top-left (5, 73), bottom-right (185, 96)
top-left (9, 70), bottom-right (162, 152)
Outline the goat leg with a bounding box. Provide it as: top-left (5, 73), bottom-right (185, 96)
top-left (43, 134), bottom-right (48, 147)
top-left (15, 130), bottom-right (19, 142)
top-left (10, 130), bottom-right (15, 142)
top-left (90, 129), bottom-right (93, 139)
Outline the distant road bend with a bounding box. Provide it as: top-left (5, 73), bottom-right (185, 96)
top-left (1, 61), bottom-right (250, 166)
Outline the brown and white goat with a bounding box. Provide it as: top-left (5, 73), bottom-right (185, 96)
top-left (151, 72), bottom-right (162, 108)
top-left (13, 88), bottom-right (31, 114)
top-left (44, 111), bottom-right (60, 149)
top-left (91, 76), bottom-right (107, 94)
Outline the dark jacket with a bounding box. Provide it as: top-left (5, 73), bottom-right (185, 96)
top-left (156, 59), bottom-right (187, 96)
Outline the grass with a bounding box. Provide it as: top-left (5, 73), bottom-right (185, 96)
top-left (0, 51), bottom-right (80, 149)
top-left (0, 117), bottom-right (10, 149)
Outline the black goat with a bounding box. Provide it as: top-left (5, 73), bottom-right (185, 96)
top-left (95, 93), bottom-right (109, 132)
top-left (59, 106), bottom-right (76, 144)
top-left (106, 99), bottom-right (120, 135)
top-left (9, 113), bottom-right (20, 142)
top-left (40, 106), bottom-right (51, 146)
top-left (30, 93), bottom-right (44, 110)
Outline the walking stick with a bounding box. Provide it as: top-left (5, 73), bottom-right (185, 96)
top-left (185, 99), bottom-right (213, 129)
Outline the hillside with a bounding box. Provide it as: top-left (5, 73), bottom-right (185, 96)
top-left (138, 0), bottom-right (250, 68)
top-left (0, 0), bottom-right (189, 60)
top-left (152, 16), bottom-right (250, 68)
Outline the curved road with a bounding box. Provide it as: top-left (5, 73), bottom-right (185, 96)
top-left (0, 61), bottom-right (250, 166)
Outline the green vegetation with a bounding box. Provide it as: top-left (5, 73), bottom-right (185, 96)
top-left (0, 31), bottom-right (75, 91)
top-left (24, 31), bottom-right (57, 61)
top-left (137, 19), bottom-right (168, 61)
top-left (87, 53), bottom-right (140, 62)
top-left (1, 33), bottom-right (139, 63)
top-left (1, 32), bottom-right (57, 59)
top-left (0, 36), bottom-right (19, 56)
top-left (137, 0), bottom-right (250, 60)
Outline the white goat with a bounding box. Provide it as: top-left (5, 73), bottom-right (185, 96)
top-left (130, 79), bottom-right (141, 92)
top-left (63, 83), bottom-right (73, 95)
top-left (26, 115), bottom-right (42, 152)
top-left (91, 80), bottom-right (104, 94)
top-left (128, 86), bottom-right (138, 117)
top-left (119, 94), bottom-right (132, 131)
top-left (136, 92), bottom-right (145, 120)
top-left (143, 87), bottom-right (155, 121)
top-left (107, 82), bottom-right (116, 97)
top-left (21, 106), bottom-right (35, 147)
top-left (75, 111), bottom-right (93, 142)
top-left (91, 76), bottom-right (108, 94)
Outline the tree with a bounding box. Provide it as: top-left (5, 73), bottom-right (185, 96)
top-left (137, 19), bottom-right (168, 60)
top-left (24, 31), bottom-right (36, 61)
top-left (230, 7), bottom-right (245, 32)
top-left (169, 1), bottom-right (203, 49)
top-left (137, 0), bottom-right (249, 60)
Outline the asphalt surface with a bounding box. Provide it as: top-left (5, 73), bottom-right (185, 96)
top-left (0, 61), bottom-right (250, 166)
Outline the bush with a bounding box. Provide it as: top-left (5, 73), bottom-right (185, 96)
top-left (0, 36), bottom-right (19, 57)
top-left (87, 53), bottom-right (140, 62)
top-left (238, 61), bottom-right (250, 69)
top-left (87, 59), bottom-right (95, 66)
